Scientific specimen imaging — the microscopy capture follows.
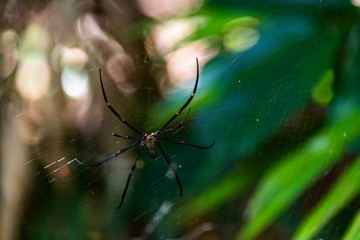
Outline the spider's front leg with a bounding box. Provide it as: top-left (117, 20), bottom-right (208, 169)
top-left (158, 108), bottom-right (191, 136)
top-left (156, 58), bottom-right (199, 134)
top-left (100, 120), bottom-right (141, 139)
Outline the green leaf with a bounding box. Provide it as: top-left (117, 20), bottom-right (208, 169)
top-left (178, 166), bottom-right (253, 225)
top-left (312, 69), bottom-right (335, 106)
top-left (293, 156), bottom-right (360, 240)
top-left (237, 110), bottom-right (360, 240)
top-left (342, 208), bottom-right (360, 240)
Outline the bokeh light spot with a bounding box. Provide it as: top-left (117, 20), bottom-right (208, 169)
top-left (312, 69), bottom-right (334, 106)
top-left (16, 57), bottom-right (50, 100)
top-left (136, 0), bottom-right (204, 19)
top-left (61, 67), bottom-right (89, 99)
top-left (351, 0), bottom-right (360, 7)
top-left (223, 27), bottom-right (260, 53)
top-left (223, 17), bottom-right (260, 53)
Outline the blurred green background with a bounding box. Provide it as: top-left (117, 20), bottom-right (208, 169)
top-left (1, 0), bottom-right (360, 239)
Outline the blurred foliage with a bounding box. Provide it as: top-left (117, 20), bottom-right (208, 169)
top-left (1, 0), bottom-right (360, 240)
top-left (150, 1), bottom-right (360, 239)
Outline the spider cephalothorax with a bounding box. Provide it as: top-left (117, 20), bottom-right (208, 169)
top-left (76, 58), bottom-right (214, 208)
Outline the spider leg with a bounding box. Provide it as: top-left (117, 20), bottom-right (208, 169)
top-left (117, 144), bottom-right (143, 209)
top-left (99, 69), bottom-right (142, 135)
top-left (156, 58), bottom-right (199, 134)
top-left (158, 108), bottom-right (191, 136)
top-left (100, 120), bottom-right (141, 139)
top-left (158, 137), bottom-right (215, 149)
top-left (155, 141), bottom-right (183, 196)
top-left (75, 140), bottom-right (141, 166)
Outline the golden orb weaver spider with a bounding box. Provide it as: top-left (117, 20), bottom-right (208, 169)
top-left (76, 58), bottom-right (215, 209)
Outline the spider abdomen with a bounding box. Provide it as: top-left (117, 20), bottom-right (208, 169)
top-left (144, 134), bottom-right (157, 159)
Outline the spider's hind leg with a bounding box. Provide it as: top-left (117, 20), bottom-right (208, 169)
top-left (117, 144), bottom-right (143, 209)
top-left (155, 141), bottom-right (183, 196)
top-left (75, 140), bottom-right (141, 167)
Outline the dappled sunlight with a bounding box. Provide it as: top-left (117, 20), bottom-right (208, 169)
top-left (77, 13), bottom-right (137, 94)
top-left (59, 47), bottom-right (90, 99)
top-left (136, 0), bottom-right (204, 19)
top-left (16, 56), bottom-right (51, 100)
top-left (61, 67), bottom-right (89, 99)
top-left (60, 47), bottom-right (89, 67)
top-left (106, 53), bottom-right (137, 94)
top-left (15, 24), bottom-right (51, 101)
top-left (165, 41), bottom-right (218, 85)
top-left (147, 18), bottom-right (204, 56)
top-left (351, 0), bottom-right (360, 7)
top-left (1, 1), bottom-right (359, 240)
top-left (76, 13), bottom-right (107, 41)
top-left (223, 26), bottom-right (260, 52)
top-left (222, 17), bottom-right (260, 53)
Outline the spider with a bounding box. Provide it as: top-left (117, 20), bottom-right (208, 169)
top-left (76, 58), bottom-right (215, 209)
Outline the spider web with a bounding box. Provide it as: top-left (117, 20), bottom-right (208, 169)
top-left (1, 1), bottom-right (357, 240)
